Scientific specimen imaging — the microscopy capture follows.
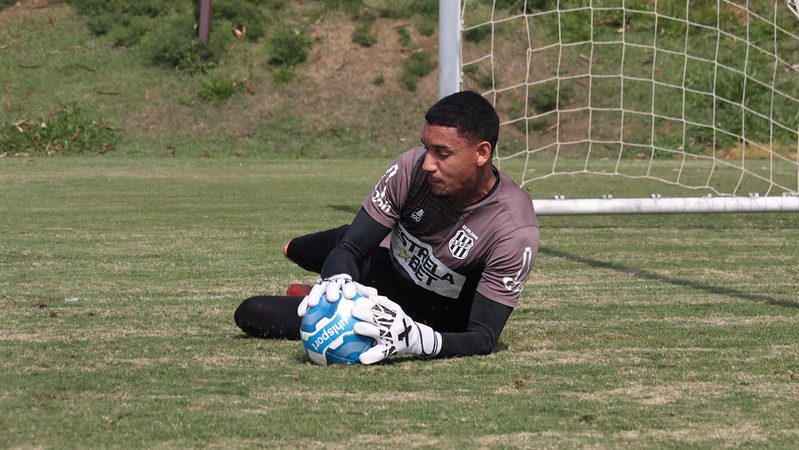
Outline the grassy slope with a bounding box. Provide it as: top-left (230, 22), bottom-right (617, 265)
top-left (1, 158), bottom-right (798, 448)
top-left (0, 2), bottom-right (438, 158)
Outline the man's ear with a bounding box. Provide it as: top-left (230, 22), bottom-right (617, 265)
top-left (475, 141), bottom-right (492, 166)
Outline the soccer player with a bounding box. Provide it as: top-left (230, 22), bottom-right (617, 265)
top-left (235, 91), bottom-right (540, 364)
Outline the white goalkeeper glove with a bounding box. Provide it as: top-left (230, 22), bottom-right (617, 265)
top-left (296, 274), bottom-right (378, 317)
top-left (351, 295), bottom-right (442, 364)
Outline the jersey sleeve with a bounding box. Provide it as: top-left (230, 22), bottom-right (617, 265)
top-left (361, 148), bottom-right (421, 228)
top-left (476, 225), bottom-right (540, 308)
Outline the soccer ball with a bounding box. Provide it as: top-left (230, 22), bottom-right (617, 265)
top-left (300, 292), bottom-right (373, 366)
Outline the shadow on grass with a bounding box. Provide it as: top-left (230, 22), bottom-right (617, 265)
top-left (540, 246), bottom-right (799, 309)
top-left (289, 349), bottom-right (414, 366)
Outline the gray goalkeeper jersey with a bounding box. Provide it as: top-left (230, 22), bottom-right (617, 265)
top-left (362, 147), bottom-right (540, 308)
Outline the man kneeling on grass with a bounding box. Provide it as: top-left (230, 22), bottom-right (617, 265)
top-left (235, 91), bottom-right (540, 364)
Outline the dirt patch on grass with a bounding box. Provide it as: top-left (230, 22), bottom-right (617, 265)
top-left (717, 141), bottom-right (798, 161)
top-left (193, 353), bottom-right (287, 368)
top-left (259, 387), bottom-right (438, 404)
top-left (0, 0), bottom-right (52, 24)
top-left (356, 433), bottom-right (441, 447)
top-left (616, 422), bottom-right (769, 446)
top-left (566, 381), bottom-right (728, 406)
top-left (477, 431), bottom-right (604, 447)
top-left (503, 348), bottom-right (650, 369)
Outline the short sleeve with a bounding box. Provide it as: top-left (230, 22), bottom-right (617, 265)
top-left (361, 148), bottom-right (422, 228)
top-left (476, 225), bottom-right (540, 308)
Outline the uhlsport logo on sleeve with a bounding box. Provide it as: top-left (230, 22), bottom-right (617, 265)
top-left (448, 229), bottom-right (475, 260)
top-left (502, 246), bottom-right (533, 293)
top-left (371, 164), bottom-right (399, 214)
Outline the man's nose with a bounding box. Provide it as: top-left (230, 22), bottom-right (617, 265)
top-left (422, 151), bottom-right (437, 173)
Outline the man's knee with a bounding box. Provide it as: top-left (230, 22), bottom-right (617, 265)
top-left (283, 226), bottom-right (349, 274)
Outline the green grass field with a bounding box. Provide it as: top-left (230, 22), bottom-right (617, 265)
top-left (1, 157), bottom-right (798, 448)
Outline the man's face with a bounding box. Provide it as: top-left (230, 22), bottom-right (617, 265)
top-left (420, 124), bottom-right (489, 205)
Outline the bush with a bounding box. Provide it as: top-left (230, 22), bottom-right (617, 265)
top-left (69, 0), bottom-right (186, 17)
top-left (397, 27), bottom-right (411, 47)
top-left (464, 26), bottom-right (490, 43)
top-left (414, 14), bottom-right (436, 37)
top-left (212, 0), bottom-right (267, 41)
top-left (268, 27), bottom-right (311, 67)
top-left (401, 50), bottom-right (435, 91)
top-left (376, 0), bottom-right (436, 20)
top-left (322, 0), bottom-right (366, 19)
top-left (352, 20), bottom-right (377, 47)
top-left (463, 64), bottom-right (479, 75)
top-left (252, 0), bottom-right (287, 8)
top-left (198, 76), bottom-right (242, 102)
top-left (121, 0), bottom-right (182, 17)
top-left (476, 73), bottom-right (494, 89)
top-left (139, 14), bottom-right (197, 69)
top-left (68, 0), bottom-right (118, 18)
top-left (108, 15), bottom-right (153, 47)
top-left (0, 104), bottom-right (117, 155)
top-left (493, 0), bottom-right (555, 13)
top-left (530, 86), bottom-right (559, 113)
top-left (85, 14), bottom-right (116, 36)
top-left (272, 66), bottom-right (296, 83)
top-left (69, 0), bottom-right (188, 37)
top-left (139, 14), bottom-right (231, 73)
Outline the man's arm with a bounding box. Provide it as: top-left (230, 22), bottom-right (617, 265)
top-left (352, 291), bottom-right (513, 363)
top-left (319, 208), bottom-right (391, 280)
top-left (296, 208), bottom-right (391, 317)
top-left (351, 228), bottom-right (537, 362)
top-left (438, 292), bottom-right (512, 357)
top-left (435, 226), bottom-right (539, 356)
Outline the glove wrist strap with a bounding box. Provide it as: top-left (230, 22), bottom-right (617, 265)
top-left (415, 323), bottom-right (442, 358)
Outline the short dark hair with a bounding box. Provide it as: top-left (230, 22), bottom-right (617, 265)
top-left (424, 90), bottom-right (500, 152)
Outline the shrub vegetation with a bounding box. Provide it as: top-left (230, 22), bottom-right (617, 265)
top-left (0, 103), bottom-right (118, 155)
top-left (267, 26), bottom-right (311, 67)
top-left (401, 50), bottom-right (435, 92)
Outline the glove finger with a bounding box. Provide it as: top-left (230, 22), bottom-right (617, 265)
top-left (354, 282), bottom-right (378, 298)
top-left (296, 297), bottom-right (309, 317)
top-left (351, 298), bottom-right (378, 323)
top-left (359, 345), bottom-right (390, 365)
top-left (306, 283), bottom-right (325, 308)
top-left (371, 295), bottom-right (402, 312)
top-left (325, 280), bottom-right (344, 303)
top-left (341, 281), bottom-right (357, 300)
top-left (353, 321), bottom-right (381, 340)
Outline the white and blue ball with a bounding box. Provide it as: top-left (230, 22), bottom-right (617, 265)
top-left (300, 292), bottom-right (373, 365)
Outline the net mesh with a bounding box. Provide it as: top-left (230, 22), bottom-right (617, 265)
top-left (460, 0), bottom-right (799, 198)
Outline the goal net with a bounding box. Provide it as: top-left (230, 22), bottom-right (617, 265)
top-left (446, 0), bottom-right (799, 214)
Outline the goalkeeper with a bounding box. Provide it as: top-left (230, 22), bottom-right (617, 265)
top-left (234, 91), bottom-right (540, 364)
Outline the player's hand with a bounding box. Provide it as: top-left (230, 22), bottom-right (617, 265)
top-left (351, 295), bottom-right (442, 364)
top-left (296, 274), bottom-right (377, 317)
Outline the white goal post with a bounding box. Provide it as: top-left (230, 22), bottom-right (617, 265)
top-left (438, 0), bottom-right (799, 214)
